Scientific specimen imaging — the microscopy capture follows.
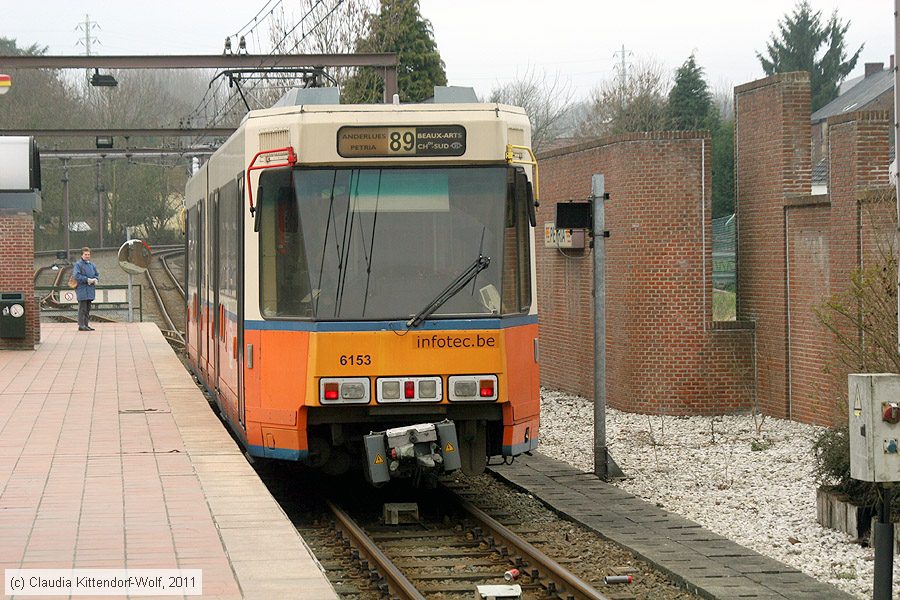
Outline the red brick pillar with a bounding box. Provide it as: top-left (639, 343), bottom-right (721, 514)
top-left (828, 111), bottom-right (892, 280)
top-left (0, 210), bottom-right (38, 349)
top-left (734, 72), bottom-right (811, 418)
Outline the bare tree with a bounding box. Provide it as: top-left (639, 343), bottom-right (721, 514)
top-left (265, 0), bottom-right (373, 101)
top-left (577, 57), bottom-right (670, 138)
top-left (489, 67), bottom-right (574, 153)
top-left (81, 69), bottom-right (205, 128)
top-left (711, 79), bottom-right (734, 121)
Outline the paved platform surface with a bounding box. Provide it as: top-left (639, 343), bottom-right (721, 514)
top-left (489, 453), bottom-right (854, 600)
top-left (0, 323), bottom-right (337, 599)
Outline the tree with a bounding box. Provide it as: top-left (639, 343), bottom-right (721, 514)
top-left (578, 58), bottom-right (669, 137)
top-left (665, 54), bottom-right (734, 218)
top-left (667, 54), bottom-right (716, 131)
top-left (489, 68), bottom-right (573, 153)
top-left (342, 0), bottom-right (447, 104)
top-left (110, 162), bottom-right (183, 244)
top-left (757, 0), bottom-right (862, 111)
top-left (268, 0), bottom-right (373, 91)
top-left (711, 119), bottom-right (734, 218)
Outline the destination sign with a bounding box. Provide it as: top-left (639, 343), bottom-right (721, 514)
top-left (337, 125), bottom-right (466, 158)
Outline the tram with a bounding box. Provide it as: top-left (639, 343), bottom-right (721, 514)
top-left (184, 88), bottom-right (540, 484)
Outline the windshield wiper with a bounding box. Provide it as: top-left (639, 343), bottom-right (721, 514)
top-left (406, 254), bottom-right (491, 328)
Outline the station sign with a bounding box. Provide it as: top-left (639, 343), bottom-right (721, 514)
top-left (337, 125), bottom-right (466, 158)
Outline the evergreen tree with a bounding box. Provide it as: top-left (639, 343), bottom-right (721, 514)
top-left (664, 55), bottom-right (733, 217)
top-left (757, 0), bottom-right (862, 111)
top-left (667, 54), bottom-right (717, 130)
top-left (712, 119), bottom-right (734, 218)
top-left (342, 0), bottom-right (447, 103)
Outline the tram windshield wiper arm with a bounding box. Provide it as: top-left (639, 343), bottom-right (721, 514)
top-left (406, 254), bottom-right (491, 328)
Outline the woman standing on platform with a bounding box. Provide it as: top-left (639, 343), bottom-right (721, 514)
top-left (73, 247), bottom-right (99, 331)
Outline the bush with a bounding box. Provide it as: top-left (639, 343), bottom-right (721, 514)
top-left (812, 425), bottom-right (879, 505)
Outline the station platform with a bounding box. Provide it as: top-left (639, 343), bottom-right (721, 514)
top-left (0, 323), bottom-right (337, 600)
top-left (489, 454), bottom-right (853, 600)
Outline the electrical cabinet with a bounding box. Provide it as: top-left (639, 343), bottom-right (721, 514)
top-left (849, 373), bottom-right (900, 483)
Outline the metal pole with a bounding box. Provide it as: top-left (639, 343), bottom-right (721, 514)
top-left (894, 0), bottom-right (900, 355)
top-left (62, 159), bottom-right (70, 260)
top-left (127, 273), bottom-right (134, 323)
top-left (592, 174), bottom-right (608, 479)
top-left (126, 228), bottom-right (133, 323)
top-left (873, 485), bottom-right (894, 600)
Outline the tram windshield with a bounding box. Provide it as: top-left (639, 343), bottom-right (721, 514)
top-left (258, 166), bottom-right (531, 321)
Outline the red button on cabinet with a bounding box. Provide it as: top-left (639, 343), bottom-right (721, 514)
top-left (882, 403), bottom-right (900, 424)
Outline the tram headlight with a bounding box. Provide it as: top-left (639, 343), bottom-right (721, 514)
top-left (454, 380), bottom-right (477, 398)
top-left (382, 381), bottom-right (401, 400)
top-left (341, 382), bottom-right (365, 400)
top-left (418, 380), bottom-right (437, 399)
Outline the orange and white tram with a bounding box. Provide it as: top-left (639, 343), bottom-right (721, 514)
top-left (184, 91), bottom-right (540, 484)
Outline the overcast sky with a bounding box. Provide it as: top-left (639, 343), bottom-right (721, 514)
top-left (3, 1), bottom-right (894, 102)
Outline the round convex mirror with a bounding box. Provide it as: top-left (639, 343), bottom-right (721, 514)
top-left (118, 239), bottom-right (152, 275)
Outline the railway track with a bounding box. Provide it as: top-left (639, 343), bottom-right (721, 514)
top-left (278, 474), bottom-right (656, 600)
top-left (326, 488), bottom-right (612, 600)
top-left (144, 248), bottom-right (186, 346)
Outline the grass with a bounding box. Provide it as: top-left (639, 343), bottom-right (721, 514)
top-left (713, 289), bottom-right (736, 321)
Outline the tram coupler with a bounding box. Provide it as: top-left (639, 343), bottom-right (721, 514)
top-left (363, 419), bottom-right (461, 485)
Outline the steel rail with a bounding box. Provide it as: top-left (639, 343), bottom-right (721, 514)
top-left (144, 255), bottom-right (184, 345)
top-left (452, 493), bottom-right (612, 600)
top-left (34, 265), bottom-right (70, 307)
top-left (158, 250), bottom-right (185, 299)
top-left (325, 499), bottom-right (426, 600)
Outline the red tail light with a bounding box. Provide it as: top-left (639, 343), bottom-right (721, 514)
top-left (479, 379), bottom-right (494, 397)
top-left (404, 380), bottom-right (415, 399)
top-left (324, 382), bottom-right (339, 400)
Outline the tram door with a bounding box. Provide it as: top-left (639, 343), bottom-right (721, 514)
top-left (211, 190), bottom-right (221, 390)
top-left (198, 201), bottom-right (207, 379)
top-left (237, 175), bottom-right (245, 428)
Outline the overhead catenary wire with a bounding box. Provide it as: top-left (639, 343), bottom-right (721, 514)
top-left (232, 0), bottom-right (284, 40)
top-left (206, 0), bottom-right (341, 126)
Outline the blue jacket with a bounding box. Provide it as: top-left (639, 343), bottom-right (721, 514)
top-left (73, 259), bottom-right (100, 302)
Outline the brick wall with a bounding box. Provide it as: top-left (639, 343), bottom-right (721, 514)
top-left (537, 70), bottom-right (894, 425)
top-left (734, 72), bottom-right (811, 418)
top-left (736, 70), bottom-right (894, 425)
top-left (537, 132), bottom-right (754, 414)
top-left (785, 199), bottom-right (834, 423)
top-left (0, 211), bottom-right (39, 350)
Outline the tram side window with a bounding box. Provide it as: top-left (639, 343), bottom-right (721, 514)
top-left (258, 169), bottom-right (313, 318)
top-left (501, 170), bottom-right (532, 315)
top-left (516, 178), bottom-right (532, 312)
top-left (218, 179), bottom-right (239, 300)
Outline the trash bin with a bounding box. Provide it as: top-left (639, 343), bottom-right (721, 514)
top-left (0, 292), bottom-right (26, 338)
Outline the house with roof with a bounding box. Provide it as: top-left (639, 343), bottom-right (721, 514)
top-left (810, 58), bottom-right (895, 194)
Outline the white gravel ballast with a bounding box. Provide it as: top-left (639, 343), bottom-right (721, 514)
top-left (538, 389), bottom-right (899, 600)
